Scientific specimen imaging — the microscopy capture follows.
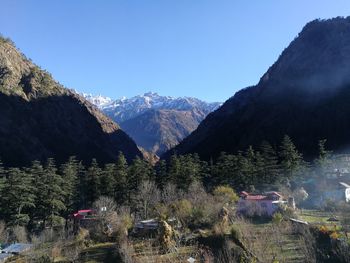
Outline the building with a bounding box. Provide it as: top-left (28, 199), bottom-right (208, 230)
top-left (237, 191), bottom-right (286, 216)
top-left (318, 182), bottom-right (350, 205)
top-left (71, 209), bottom-right (96, 220)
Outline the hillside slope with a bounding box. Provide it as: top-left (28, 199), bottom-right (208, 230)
top-left (84, 92), bottom-right (220, 155)
top-left (0, 37), bottom-right (141, 166)
top-left (121, 108), bottom-right (206, 154)
top-left (165, 17), bottom-right (350, 160)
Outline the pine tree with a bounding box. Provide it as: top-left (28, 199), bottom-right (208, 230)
top-left (155, 159), bottom-right (167, 189)
top-left (35, 159), bottom-right (66, 227)
top-left (259, 141), bottom-right (280, 183)
top-left (101, 163), bottom-right (116, 197)
top-left (60, 156), bottom-right (79, 215)
top-left (114, 152), bottom-right (128, 204)
top-left (279, 135), bottom-right (303, 179)
top-left (168, 154), bottom-right (181, 184)
top-left (128, 157), bottom-right (146, 196)
top-left (243, 146), bottom-right (258, 187)
top-left (85, 159), bottom-right (102, 206)
top-left (213, 152), bottom-right (242, 189)
top-left (315, 139), bottom-right (332, 176)
top-left (175, 154), bottom-right (205, 190)
top-left (1, 168), bottom-right (35, 226)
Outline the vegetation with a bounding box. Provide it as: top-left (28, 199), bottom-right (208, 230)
top-left (0, 136), bottom-right (350, 262)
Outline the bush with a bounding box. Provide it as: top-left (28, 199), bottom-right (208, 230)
top-left (230, 225), bottom-right (242, 241)
top-left (171, 199), bottom-right (192, 227)
top-left (272, 212), bottom-right (283, 224)
top-left (213, 186), bottom-right (239, 205)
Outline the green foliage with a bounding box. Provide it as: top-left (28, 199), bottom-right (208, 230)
top-left (279, 135), bottom-right (304, 179)
top-left (0, 168), bottom-right (35, 226)
top-left (114, 152), bottom-right (128, 204)
top-left (315, 139), bottom-right (332, 176)
top-left (0, 136), bottom-right (327, 233)
top-left (60, 156), bottom-right (79, 214)
top-left (33, 159), bottom-right (66, 228)
top-left (230, 225), bottom-right (242, 241)
top-left (272, 212), bottom-right (283, 224)
top-left (171, 199), bottom-right (193, 226)
top-left (85, 159), bottom-right (102, 207)
top-left (213, 185), bottom-right (239, 204)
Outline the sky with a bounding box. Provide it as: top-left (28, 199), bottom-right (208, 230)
top-left (1, 1), bottom-right (350, 102)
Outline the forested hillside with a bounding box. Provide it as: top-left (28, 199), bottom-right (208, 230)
top-left (0, 36), bottom-right (141, 167)
top-left (165, 17), bottom-right (350, 160)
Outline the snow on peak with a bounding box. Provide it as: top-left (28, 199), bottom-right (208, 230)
top-left (82, 91), bottom-right (221, 123)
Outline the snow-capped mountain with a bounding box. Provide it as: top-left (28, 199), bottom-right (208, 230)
top-left (83, 92), bottom-right (221, 123)
top-left (81, 93), bottom-right (114, 109)
top-left (82, 92), bottom-right (221, 155)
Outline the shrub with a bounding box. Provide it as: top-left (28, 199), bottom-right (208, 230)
top-left (272, 212), bottom-right (283, 224)
top-left (171, 199), bottom-right (192, 227)
top-left (230, 225), bottom-right (242, 241)
top-left (330, 231), bottom-right (339, 240)
top-left (213, 186), bottom-right (239, 205)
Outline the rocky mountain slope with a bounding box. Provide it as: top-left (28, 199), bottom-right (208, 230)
top-left (0, 37), bottom-right (141, 167)
top-left (84, 92), bottom-right (220, 155)
top-left (164, 17), bottom-right (350, 160)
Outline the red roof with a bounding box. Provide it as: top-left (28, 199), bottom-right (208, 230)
top-left (72, 209), bottom-right (95, 219)
top-left (245, 195), bottom-right (268, 200)
top-left (240, 191), bottom-right (283, 201)
top-left (77, 209), bottom-right (93, 213)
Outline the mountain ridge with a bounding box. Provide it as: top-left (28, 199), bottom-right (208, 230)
top-left (164, 17), bottom-right (350, 160)
top-left (0, 36), bottom-right (142, 166)
top-left (83, 92), bottom-right (221, 155)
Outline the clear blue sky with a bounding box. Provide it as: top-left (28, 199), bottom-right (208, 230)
top-left (1, 1), bottom-right (350, 102)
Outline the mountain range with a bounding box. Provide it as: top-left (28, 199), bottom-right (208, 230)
top-left (83, 92), bottom-right (220, 155)
top-left (165, 17), bottom-right (350, 160)
top-left (0, 37), bottom-right (141, 167)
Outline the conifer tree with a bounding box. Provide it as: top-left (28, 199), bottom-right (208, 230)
top-left (168, 154), bottom-right (181, 184)
top-left (1, 168), bottom-right (35, 226)
top-left (315, 139), bottom-right (332, 176)
top-left (243, 146), bottom-right (258, 187)
top-left (60, 156), bottom-right (79, 214)
top-left (155, 159), bottom-right (167, 189)
top-left (114, 152), bottom-right (128, 204)
top-left (259, 141), bottom-right (280, 183)
top-left (279, 135), bottom-right (303, 179)
top-left (35, 159), bottom-right (66, 227)
top-left (85, 159), bottom-right (102, 206)
top-left (101, 163), bottom-right (116, 197)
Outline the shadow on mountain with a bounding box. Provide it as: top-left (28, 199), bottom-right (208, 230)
top-left (0, 93), bottom-right (140, 167)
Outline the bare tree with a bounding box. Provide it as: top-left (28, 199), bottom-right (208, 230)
top-left (135, 180), bottom-right (160, 219)
top-left (11, 225), bottom-right (28, 243)
top-left (162, 183), bottom-right (182, 203)
top-left (0, 221), bottom-right (8, 243)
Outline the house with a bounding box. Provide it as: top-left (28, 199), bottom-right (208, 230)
top-left (319, 182), bottom-right (350, 204)
top-left (68, 209), bottom-right (97, 233)
top-left (305, 180), bottom-right (350, 207)
top-left (237, 191), bottom-right (287, 216)
top-left (71, 209), bottom-right (96, 220)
